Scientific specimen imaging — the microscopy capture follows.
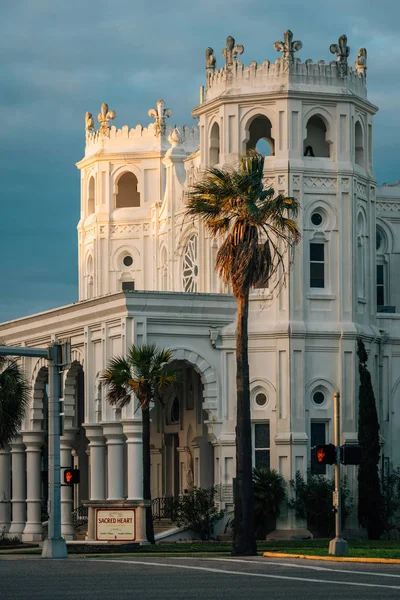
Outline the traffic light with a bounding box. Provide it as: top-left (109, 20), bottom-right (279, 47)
top-left (340, 444), bottom-right (363, 465)
top-left (314, 443), bottom-right (336, 465)
top-left (63, 468), bottom-right (80, 486)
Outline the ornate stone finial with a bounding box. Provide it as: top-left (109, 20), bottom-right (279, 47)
top-left (85, 111), bottom-right (95, 132)
top-left (206, 47), bottom-right (216, 76)
top-left (222, 35), bottom-right (244, 79)
top-left (355, 47), bottom-right (367, 76)
top-left (148, 99), bottom-right (172, 137)
top-left (330, 34), bottom-right (350, 77)
top-left (168, 125), bottom-right (185, 147)
top-left (97, 103), bottom-right (116, 134)
top-left (274, 30), bottom-right (302, 71)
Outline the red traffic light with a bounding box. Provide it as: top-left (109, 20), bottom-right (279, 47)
top-left (63, 468), bottom-right (80, 486)
top-left (314, 443), bottom-right (336, 465)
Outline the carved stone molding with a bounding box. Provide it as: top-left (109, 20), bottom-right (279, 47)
top-left (304, 176), bottom-right (336, 188)
top-left (376, 203), bottom-right (400, 212)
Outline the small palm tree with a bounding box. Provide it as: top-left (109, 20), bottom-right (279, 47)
top-left (0, 353), bottom-right (30, 449)
top-left (101, 344), bottom-right (179, 544)
top-left (186, 152), bottom-right (300, 555)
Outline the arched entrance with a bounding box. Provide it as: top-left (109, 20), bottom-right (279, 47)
top-left (150, 361), bottom-right (214, 502)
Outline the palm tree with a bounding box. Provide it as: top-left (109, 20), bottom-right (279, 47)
top-left (185, 152), bottom-right (300, 555)
top-left (0, 353), bottom-right (30, 449)
top-left (101, 343), bottom-right (179, 544)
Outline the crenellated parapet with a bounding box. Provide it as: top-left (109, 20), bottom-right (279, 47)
top-left (84, 114), bottom-right (199, 158)
top-left (204, 31), bottom-right (368, 102)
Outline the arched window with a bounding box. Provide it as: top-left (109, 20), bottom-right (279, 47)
top-left (376, 226), bottom-right (389, 311)
top-left (86, 255), bottom-right (94, 299)
top-left (304, 115), bottom-right (330, 158)
top-left (355, 122), bottom-right (365, 167)
top-left (209, 122), bottom-right (220, 166)
top-left (183, 235), bottom-right (199, 292)
top-left (115, 172), bottom-right (140, 208)
top-left (160, 246), bottom-right (168, 291)
top-left (88, 177), bottom-right (95, 215)
top-left (246, 115), bottom-right (274, 156)
top-left (357, 212), bottom-right (366, 298)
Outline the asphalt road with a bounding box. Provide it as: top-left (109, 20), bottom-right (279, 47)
top-left (1, 555), bottom-right (400, 599)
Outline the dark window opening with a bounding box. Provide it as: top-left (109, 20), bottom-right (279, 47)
top-left (310, 242), bottom-right (325, 288)
top-left (122, 281), bottom-right (135, 292)
top-left (254, 423), bottom-right (270, 470)
top-left (246, 116), bottom-right (275, 156)
top-left (377, 265), bottom-right (384, 307)
top-left (304, 115), bottom-right (330, 158)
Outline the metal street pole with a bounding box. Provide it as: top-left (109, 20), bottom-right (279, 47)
top-left (0, 343), bottom-right (68, 558)
top-left (328, 392), bottom-right (348, 555)
top-left (42, 343), bottom-right (68, 558)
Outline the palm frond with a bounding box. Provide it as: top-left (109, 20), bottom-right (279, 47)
top-left (0, 359), bottom-right (30, 448)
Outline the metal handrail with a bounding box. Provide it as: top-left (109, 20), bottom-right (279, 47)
top-left (72, 505), bottom-right (88, 529)
top-left (151, 497), bottom-right (176, 521)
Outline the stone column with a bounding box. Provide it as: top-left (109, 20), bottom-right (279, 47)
top-left (121, 420), bottom-right (143, 500)
top-left (85, 426), bottom-right (106, 501)
top-left (8, 437), bottom-right (26, 538)
top-left (60, 430), bottom-right (77, 540)
top-left (103, 424), bottom-right (125, 501)
top-left (22, 432), bottom-right (45, 542)
top-left (0, 446), bottom-right (11, 535)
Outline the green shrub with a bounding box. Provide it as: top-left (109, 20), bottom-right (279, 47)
top-left (381, 467), bottom-right (400, 535)
top-left (172, 486), bottom-right (225, 540)
top-left (0, 529), bottom-right (20, 546)
top-left (253, 468), bottom-right (286, 539)
top-left (289, 470), bottom-right (353, 537)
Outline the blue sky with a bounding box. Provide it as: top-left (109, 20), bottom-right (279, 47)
top-left (1, 0), bottom-right (399, 322)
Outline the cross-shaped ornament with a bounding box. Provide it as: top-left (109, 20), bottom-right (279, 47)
top-left (274, 30), bottom-right (302, 71)
top-left (330, 34), bottom-right (350, 77)
top-left (222, 36), bottom-right (244, 79)
top-left (97, 103), bottom-right (116, 135)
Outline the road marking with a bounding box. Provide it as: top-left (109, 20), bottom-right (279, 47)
top-left (194, 557), bottom-right (400, 579)
top-left (94, 559), bottom-right (400, 590)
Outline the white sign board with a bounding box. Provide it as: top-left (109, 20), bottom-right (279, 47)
top-left (96, 509), bottom-right (136, 541)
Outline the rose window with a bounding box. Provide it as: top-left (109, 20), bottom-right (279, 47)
top-left (183, 235), bottom-right (199, 292)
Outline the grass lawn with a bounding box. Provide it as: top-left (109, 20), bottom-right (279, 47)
top-left (1, 539), bottom-right (400, 559)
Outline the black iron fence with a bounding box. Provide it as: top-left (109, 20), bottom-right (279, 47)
top-left (151, 497), bottom-right (176, 521)
top-left (72, 505), bottom-right (88, 529)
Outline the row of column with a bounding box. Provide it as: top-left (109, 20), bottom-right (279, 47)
top-left (85, 421), bottom-right (143, 502)
top-left (0, 421), bottom-right (143, 542)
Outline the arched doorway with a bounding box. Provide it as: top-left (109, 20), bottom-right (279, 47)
top-left (150, 361), bottom-right (214, 501)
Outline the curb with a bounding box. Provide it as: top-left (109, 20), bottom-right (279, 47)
top-left (263, 552), bottom-right (400, 564)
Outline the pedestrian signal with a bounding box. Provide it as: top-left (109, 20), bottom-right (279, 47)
top-left (340, 444), bottom-right (362, 465)
top-left (314, 443), bottom-right (336, 465)
top-left (63, 468), bottom-right (80, 486)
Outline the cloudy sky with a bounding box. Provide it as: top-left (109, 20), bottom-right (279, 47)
top-left (1, 0), bottom-right (399, 322)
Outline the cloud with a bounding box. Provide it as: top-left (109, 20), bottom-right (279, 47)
top-left (1, 0), bottom-right (399, 321)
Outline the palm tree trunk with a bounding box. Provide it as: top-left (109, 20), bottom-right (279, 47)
top-left (142, 406), bottom-right (155, 544)
top-left (233, 291), bottom-right (256, 555)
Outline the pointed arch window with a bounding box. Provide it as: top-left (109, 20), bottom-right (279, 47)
top-left (115, 172), bottom-right (140, 208)
top-left (88, 177), bottom-right (95, 215)
top-left (304, 115), bottom-right (330, 158)
top-left (209, 122), bottom-right (220, 166)
top-left (246, 115), bottom-right (274, 156)
top-left (355, 121), bottom-right (365, 167)
top-left (183, 235), bottom-right (199, 292)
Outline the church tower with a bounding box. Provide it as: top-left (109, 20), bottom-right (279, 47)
top-left (191, 32), bottom-right (376, 515)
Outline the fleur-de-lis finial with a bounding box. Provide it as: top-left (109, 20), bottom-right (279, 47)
top-left (330, 34), bottom-right (350, 77)
top-left (85, 111), bottom-right (95, 132)
top-left (206, 47), bottom-right (216, 76)
top-left (97, 103), bottom-right (116, 135)
top-left (355, 47), bottom-right (367, 77)
top-left (222, 36), bottom-right (244, 80)
top-left (148, 99), bottom-right (172, 137)
top-left (274, 30), bottom-right (303, 71)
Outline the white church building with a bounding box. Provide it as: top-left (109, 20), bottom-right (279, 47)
top-left (1, 29), bottom-right (400, 542)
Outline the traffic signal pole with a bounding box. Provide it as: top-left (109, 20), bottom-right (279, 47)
top-left (328, 392), bottom-right (348, 555)
top-left (42, 343), bottom-right (68, 558)
top-left (0, 343), bottom-right (68, 559)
